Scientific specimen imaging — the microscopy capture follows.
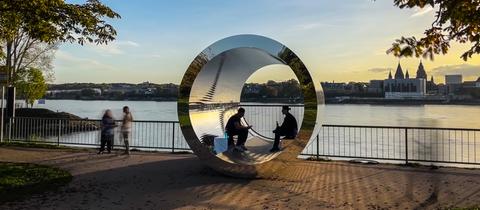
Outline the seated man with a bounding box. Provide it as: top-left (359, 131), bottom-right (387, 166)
top-left (270, 105), bottom-right (298, 152)
top-left (225, 108), bottom-right (252, 152)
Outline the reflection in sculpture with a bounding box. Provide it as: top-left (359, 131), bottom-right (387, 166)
top-left (178, 34), bottom-right (324, 178)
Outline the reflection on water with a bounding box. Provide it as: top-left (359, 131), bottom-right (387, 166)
top-left (36, 101), bottom-right (480, 129)
top-left (304, 126), bottom-right (480, 168)
top-left (189, 105), bottom-right (237, 144)
top-left (15, 100), bottom-right (480, 167)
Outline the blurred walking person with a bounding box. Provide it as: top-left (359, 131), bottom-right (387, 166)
top-left (121, 106), bottom-right (133, 155)
top-left (98, 109), bottom-right (116, 154)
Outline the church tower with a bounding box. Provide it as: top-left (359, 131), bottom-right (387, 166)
top-left (416, 61), bottom-right (427, 79)
top-left (394, 63), bottom-right (404, 79)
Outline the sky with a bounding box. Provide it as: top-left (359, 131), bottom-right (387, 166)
top-left (54, 0), bottom-right (480, 84)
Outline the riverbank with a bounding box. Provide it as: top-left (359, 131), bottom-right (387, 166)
top-left (0, 147), bottom-right (479, 209)
top-left (15, 108), bottom-right (85, 119)
top-left (326, 97), bottom-right (480, 105)
top-left (43, 97), bottom-right (480, 105)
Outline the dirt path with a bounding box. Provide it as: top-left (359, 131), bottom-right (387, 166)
top-left (1, 147), bottom-right (479, 209)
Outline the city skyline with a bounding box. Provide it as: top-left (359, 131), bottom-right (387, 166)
top-left (54, 0), bottom-right (480, 84)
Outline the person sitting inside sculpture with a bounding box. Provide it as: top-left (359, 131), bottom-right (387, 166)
top-left (270, 105), bottom-right (298, 152)
top-left (225, 108), bottom-right (252, 152)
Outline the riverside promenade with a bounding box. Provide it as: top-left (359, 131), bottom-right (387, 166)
top-left (1, 147), bottom-right (480, 209)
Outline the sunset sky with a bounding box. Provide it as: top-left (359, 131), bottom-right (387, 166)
top-left (55, 0), bottom-right (480, 84)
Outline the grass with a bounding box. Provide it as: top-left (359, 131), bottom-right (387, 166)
top-left (0, 141), bottom-right (68, 149)
top-left (0, 162), bottom-right (72, 203)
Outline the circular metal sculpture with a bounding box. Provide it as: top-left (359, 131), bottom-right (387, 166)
top-left (178, 34), bottom-right (324, 178)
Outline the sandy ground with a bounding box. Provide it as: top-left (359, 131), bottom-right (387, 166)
top-left (1, 147), bottom-right (480, 210)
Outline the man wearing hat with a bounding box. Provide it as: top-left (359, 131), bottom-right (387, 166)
top-left (271, 105), bottom-right (298, 152)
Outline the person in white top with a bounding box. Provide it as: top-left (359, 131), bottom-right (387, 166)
top-left (121, 106), bottom-right (133, 155)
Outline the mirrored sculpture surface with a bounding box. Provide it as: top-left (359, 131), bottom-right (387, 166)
top-left (178, 34), bottom-right (324, 178)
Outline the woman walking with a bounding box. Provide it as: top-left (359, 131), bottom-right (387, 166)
top-left (121, 106), bottom-right (133, 155)
top-left (98, 109), bottom-right (116, 154)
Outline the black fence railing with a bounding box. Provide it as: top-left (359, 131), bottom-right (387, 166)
top-left (308, 124), bottom-right (480, 165)
top-left (240, 103), bottom-right (304, 140)
top-left (3, 105), bottom-right (480, 167)
top-left (6, 117), bottom-right (190, 152)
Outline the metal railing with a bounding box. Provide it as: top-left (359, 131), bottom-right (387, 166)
top-left (240, 104), bottom-right (304, 140)
top-left (4, 110), bottom-right (480, 167)
top-left (304, 125), bottom-right (480, 166)
top-left (7, 117), bottom-right (190, 152)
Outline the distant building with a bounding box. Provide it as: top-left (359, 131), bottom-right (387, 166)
top-left (47, 88), bottom-right (102, 96)
top-left (243, 83), bottom-right (261, 94)
top-left (321, 82), bottom-right (347, 91)
top-left (463, 81), bottom-right (477, 88)
top-left (368, 80), bottom-right (384, 93)
top-left (445, 75), bottom-right (463, 95)
top-left (384, 63), bottom-right (426, 99)
top-left (445, 75), bottom-right (463, 85)
top-left (416, 61), bottom-right (427, 79)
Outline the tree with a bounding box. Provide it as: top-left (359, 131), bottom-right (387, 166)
top-left (80, 88), bottom-right (99, 97)
top-left (0, 34), bottom-right (58, 83)
top-left (388, 0), bottom-right (480, 61)
top-left (17, 68), bottom-right (47, 108)
top-left (0, 0), bottom-right (120, 85)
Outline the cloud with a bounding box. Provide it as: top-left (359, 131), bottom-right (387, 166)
top-left (368, 67), bottom-right (393, 73)
top-left (431, 64), bottom-right (480, 77)
top-left (293, 22), bottom-right (336, 31)
top-left (86, 40), bottom-right (140, 56)
top-left (117, 40), bottom-right (140, 47)
top-left (411, 6), bottom-right (433, 18)
top-left (149, 54), bottom-right (163, 58)
top-left (55, 50), bottom-right (115, 71)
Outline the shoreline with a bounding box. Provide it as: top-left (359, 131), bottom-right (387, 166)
top-left (325, 98), bottom-right (480, 105)
top-left (42, 98), bottom-right (480, 106)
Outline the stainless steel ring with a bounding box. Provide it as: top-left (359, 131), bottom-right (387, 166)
top-left (178, 34), bottom-right (324, 178)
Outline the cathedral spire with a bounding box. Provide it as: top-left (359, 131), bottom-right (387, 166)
top-left (394, 62), bottom-right (404, 79)
top-left (416, 60), bottom-right (427, 79)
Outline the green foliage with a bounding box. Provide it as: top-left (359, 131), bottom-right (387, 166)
top-left (80, 88), bottom-right (99, 97)
top-left (0, 0), bottom-right (120, 84)
top-left (17, 68), bottom-right (47, 107)
top-left (0, 162), bottom-right (72, 203)
top-left (388, 0), bottom-right (480, 61)
top-left (0, 0), bottom-right (120, 45)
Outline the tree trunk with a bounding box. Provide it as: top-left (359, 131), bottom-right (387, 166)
top-left (6, 41), bottom-right (13, 86)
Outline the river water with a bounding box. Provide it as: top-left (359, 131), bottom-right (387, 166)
top-left (28, 100), bottom-right (480, 166)
top-left (35, 100), bottom-right (480, 129)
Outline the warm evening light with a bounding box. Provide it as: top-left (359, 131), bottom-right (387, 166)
top-left (2, 1), bottom-right (480, 209)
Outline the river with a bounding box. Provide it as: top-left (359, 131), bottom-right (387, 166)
top-left (35, 100), bottom-right (480, 129)
top-left (25, 100), bottom-right (480, 166)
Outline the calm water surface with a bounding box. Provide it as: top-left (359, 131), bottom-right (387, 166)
top-left (28, 100), bottom-right (480, 166)
top-left (35, 100), bottom-right (480, 129)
